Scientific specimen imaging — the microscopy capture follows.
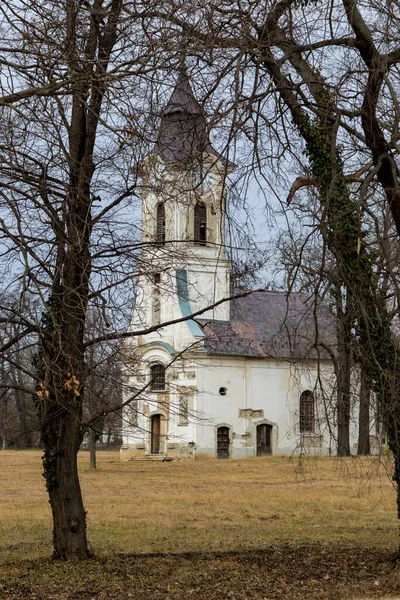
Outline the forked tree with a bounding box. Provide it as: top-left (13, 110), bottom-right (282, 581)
top-left (0, 0), bottom-right (254, 561)
top-left (0, 0), bottom-right (183, 560)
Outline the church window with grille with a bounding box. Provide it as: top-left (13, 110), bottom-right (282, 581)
top-left (150, 363), bottom-right (165, 391)
top-left (156, 203), bottom-right (166, 244)
top-left (299, 390), bottom-right (315, 433)
top-left (194, 203), bottom-right (207, 245)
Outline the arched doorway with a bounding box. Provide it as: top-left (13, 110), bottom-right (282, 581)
top-left (256, 424), bottom-right (272, 456)
top-left (217, 426), bottom-right (230, 459)
top-left (151, 414), bottom-right (164, 454)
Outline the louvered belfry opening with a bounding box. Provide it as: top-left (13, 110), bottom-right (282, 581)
top-left (156, 202), bottom-right (166, 244)
top-left (194, 202), bottom-right (207, 245)
top-left (299, 390), bottom-right (315, 433)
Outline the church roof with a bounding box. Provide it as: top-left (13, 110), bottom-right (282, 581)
top-left (161, 71), bottom-right (203, 117)
top-left (197, 290), bottom-right (335, 360)
top-left (154, 69), bottom-right (235, 168)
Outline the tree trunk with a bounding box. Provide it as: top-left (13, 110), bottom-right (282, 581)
top-left (337, 360), bottom-right (351, 456)
top-left (336, 291), bottom-right (351, 457)
top-left (42, 406), bottom-right (89, 561)
top-left (89, 427), bottom-right (97, 469)
top-left (1, 394), bottom-right (7, 450)
top-left (15, 389), bottom-right (28, 449)
top-left (358, 365), bottom-right (371, 455)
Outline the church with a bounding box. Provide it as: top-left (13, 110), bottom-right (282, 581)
top-left (120, 71), bottom-right (345, 460)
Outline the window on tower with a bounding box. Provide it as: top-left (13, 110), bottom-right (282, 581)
top-left (156, 203), bottom-right (166, 244)
top-left (194, 202), bottom-right (207, 246)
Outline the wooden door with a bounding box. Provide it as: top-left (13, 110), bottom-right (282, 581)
top-left (217, 426), bottom-right (230, 459)
top-left (257, 424), bottom-right (272, 456)
top-left (151, 415), bottom-right (161, 454)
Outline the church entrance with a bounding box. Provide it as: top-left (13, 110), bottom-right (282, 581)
top-left (256, 424), bottom-right (272, 456)
top-left (151, 414), bottom-right (164, 454)
top-left (217, 426), bottom-right (230, 459)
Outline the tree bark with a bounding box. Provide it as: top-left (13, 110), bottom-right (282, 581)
top-left (358, 365), bottom-right (371, 455)
top-left (42, 406), bottom-right (88, 561)
top-left (341, 0), bottom-right (400, 237)
top-left (336, 291), bottom-right (351, 457)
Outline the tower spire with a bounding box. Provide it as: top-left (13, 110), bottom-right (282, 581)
top-left (154, 69), bottom-right (233, 167)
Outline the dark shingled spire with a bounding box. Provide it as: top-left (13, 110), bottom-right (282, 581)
top-left (161, 68), bottom-right (202, 118)
top-left (154, 69), bottom-right (233, 167)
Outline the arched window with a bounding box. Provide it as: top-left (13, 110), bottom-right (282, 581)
top-left (150, 363), bottom-right (165, 391)
top-left (156, 203), bottom-right (166, 244)
top-left (194, 202), bottom-right (207, 245)
top-left (300, 390), bottom-right (315, 433)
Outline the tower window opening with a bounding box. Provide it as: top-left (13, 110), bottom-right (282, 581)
top-left (194, 203), bottom-right (207, 246)
top-left (156, 203), bottom-right (166, 244)
top-left (150, 363), bottom-right (165, 391)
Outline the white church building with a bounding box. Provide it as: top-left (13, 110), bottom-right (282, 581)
top-left (120, 71), bottom-right (344, 460)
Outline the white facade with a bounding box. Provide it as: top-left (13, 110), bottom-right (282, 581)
top-left (120, 149), bottom-right (344, 459)
top-left (120, 74), bottom-right (363, 461)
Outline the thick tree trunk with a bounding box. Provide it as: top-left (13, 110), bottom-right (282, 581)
top-left (42, 405), bottom-right (89, 560)
top-left (39, 199), bottom-right (92, 560)
top-left (358, 366), bottom-right (371, 455)
top-left (388, 428), bottom-right (400, 558)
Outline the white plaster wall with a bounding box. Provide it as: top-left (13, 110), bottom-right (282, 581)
top-left (121, 154), bottom-right (355, 460)
top-left (122, 349), bottom-right (363, 458)
top-left (127, 154), bottom-right (232, 358)
top-left (193, 356), bottom-right (339, 457)
top-left (185, 256), bottom-right (230, 321)
top-left (128, 257), bottom-right (230, 353)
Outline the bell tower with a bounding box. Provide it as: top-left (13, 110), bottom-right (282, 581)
top-left (131, 70), bottom-right (235, 351)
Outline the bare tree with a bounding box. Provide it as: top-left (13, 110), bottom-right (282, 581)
top-left (0, 0), bottom-right (253, 561)
top-left (0, 0), bottom-right (156, 560)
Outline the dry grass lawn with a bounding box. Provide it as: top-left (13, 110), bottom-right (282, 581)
top-left (1, 450), bottom-right (400, 599)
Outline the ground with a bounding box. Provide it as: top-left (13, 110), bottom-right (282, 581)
top-left (0, 450), bottom-right (400, 599)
